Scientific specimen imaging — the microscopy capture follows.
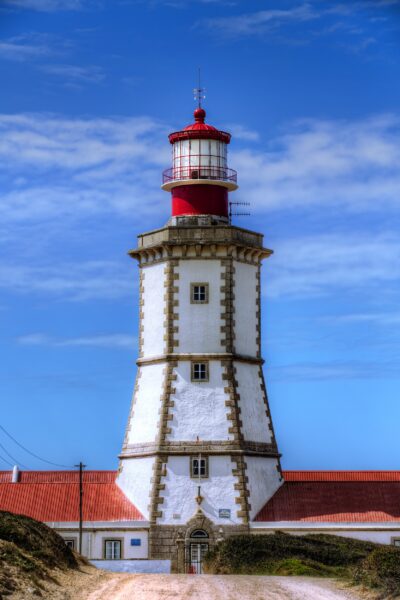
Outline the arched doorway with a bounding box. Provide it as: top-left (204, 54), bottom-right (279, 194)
top-left (188, 529), bottom-right (209, 574)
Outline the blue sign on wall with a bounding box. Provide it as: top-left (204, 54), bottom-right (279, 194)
top-left (218, 509), bottom-right (231, 519)
top-left (131, 539), bottom-right (141, 546)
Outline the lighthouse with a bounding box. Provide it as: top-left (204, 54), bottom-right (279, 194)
top-left (117, 104), bottom-right (282, 571)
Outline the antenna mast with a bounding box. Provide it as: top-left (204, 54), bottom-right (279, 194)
top-left (193, 67), bottom-right (206, 108)
top-left (229, 201), bottom-right (251, 225)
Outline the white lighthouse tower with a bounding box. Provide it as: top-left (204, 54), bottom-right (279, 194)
top-left (117, 103), bottom-right (282, 571)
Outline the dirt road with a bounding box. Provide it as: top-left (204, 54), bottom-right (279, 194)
top-left (85, 574), bottom-right (364, 600)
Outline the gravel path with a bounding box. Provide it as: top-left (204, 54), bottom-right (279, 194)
top-left (86, 574), bottom-right (363, 600)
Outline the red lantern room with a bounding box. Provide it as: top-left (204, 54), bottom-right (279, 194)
top-left (161, 107), bottom-right (238, 221)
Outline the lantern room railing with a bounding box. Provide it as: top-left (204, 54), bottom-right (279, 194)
top-left (163, 166), bottom-right (237, 185)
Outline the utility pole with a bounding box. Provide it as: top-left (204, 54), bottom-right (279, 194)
top-left (75, 461), bottom-right (86, 554)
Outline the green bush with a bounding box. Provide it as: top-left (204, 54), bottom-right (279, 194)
top-left (204, 532), bottom-right (375, 575)
top-left (204, 532), bottom-right (400, 596)
top-left (354, 546), bottom-right (400, 597)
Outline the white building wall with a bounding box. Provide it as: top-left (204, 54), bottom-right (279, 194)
top-left (234, 261), bottom-right (258, 357)
top-left (176, 260), bottom-right (224, 354)
top-left (59, 529), bottom-right (148, 559)
top-left (167, 361), bottom-right (233, 441)
top-left (116, 457), bottom-right (156, 520)
top-left (125, 363), bottom-right (165, 445)
top-left (246, 456), bottom-right (282, 520)
top-left (141, 263), bottom-right (166, 357)
top-left (235, 362), bottom-right (272, 443)
top-left (159, 455), bottom-right (242, 525)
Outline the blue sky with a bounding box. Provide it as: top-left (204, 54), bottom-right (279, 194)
top-left (0, 0), bottom-right (400, 472)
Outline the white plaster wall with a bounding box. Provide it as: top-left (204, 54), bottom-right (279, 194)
top-left (234, 261), bottom-right (258, 357)
top-left (91, 560), bottom-right (170, 573)
top-left (116, 457), bottom-right (156, 520)
top-left (246, 456), bottom-right (282, 520)
top-left (95, 530), bottom-right (148, 560)
top-left (251, 528), bottom-right (400, 546)
top-left (287, 530), bottom-right (400, 545)
top-left (168, 361), bottom-right (233, 441)
top-left (235, 362), bottom-right (272, 443)
top-left (159, 455), bottom-right (241, 525)
top-left (176, 260), bottom-right (223, 354)
top-left (142, 263), bottom-right (166, 357)
top-left (125, 364), bottom-right (165, 445)
top-left (59, 530), bottom-right (148, 559)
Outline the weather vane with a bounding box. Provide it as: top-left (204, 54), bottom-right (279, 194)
top-left (193, 67), bottom-right (206, 108)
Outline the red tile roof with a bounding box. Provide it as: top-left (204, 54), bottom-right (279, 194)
top-left (283, 471), bottom-right (400, 482)
top-left (0, 470), bottom-right (144, 522)
top-left (255, 471), bottom-right (400, 523)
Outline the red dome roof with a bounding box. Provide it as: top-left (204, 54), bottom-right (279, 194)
top-left (168, 108), bottom-right (231, 144)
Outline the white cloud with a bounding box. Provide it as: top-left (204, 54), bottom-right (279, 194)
top-left (0, 37), bottom-right (52, 61)
top-left (267, 359), bottom-right (400, 381)
top-left (41, 64), bottom-right (105, 84)
top-left (223, 123), bottom-right (260, 142)
top-left (202, 0), bottom-right (399, 40)
top-left (233, 114), bottom-right (400, 214)
top-left (323, 312), bottom-right (400, 326)
top-left (265, 233), bottom-right (400, 298)
top-left (0, 261), bottom-right (134, 301)
top-left (17, 333), bottom-right (135, 348)
top-left (0, 113), bottom-right (170, 225)
top-left (3, 0), bottom-right (84, 11)
top-left (203, 4), bottom-right (318, 36)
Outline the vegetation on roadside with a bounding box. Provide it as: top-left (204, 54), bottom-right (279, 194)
top-left (204, 532), bottom-right (400, 598)
top-left (0, 510), bottom-right (78, 598)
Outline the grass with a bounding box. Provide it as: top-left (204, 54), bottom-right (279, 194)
top-left (204, 532), bottom-right (400, 598)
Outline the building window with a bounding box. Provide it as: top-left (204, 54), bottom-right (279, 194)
top-left (64, 539), bottom-right (76, 550)
top-left (190, 456), bottom-right (209, 479)
top-left (104, 539), bottom-right (122, 560)
top-left (392, 538), bottom-right (400, 548)
top-left (191, 283), bottom-right (209, 304)
top-left (191, 362), bottom-right (209, 382)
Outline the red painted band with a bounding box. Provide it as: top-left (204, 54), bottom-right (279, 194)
top-left (171, 185), bottom-right (228, 218)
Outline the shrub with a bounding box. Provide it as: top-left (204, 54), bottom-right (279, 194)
top-left (204, 532), bottom-right (375, 575)
top-left (354, 546), bottom-right (400, 597)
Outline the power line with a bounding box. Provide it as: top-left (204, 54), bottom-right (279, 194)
top-left (0, 441), bottom-right (30, 470)
top-left (0, 424), bottom-right (73, 469)
top-left (0, 452), bottom-right (13, 467)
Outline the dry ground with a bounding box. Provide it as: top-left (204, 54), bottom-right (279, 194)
top-left (10, 568), bottom-right (377, 600)
top-left (77, 571), bottom-right (368, 600)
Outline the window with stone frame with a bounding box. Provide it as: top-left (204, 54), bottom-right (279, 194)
top-left (191, 362), bottom-right (209, 382)
top-left (191, 282), bottom-right (209, 304)
top-left (190, 456), bottom-right (209, 479)
top-left (104, 539), bottom-right (122, 560)
top-left (64, 538), bottom-right (76, 550)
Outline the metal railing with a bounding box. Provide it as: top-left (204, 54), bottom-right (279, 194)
top-left (163, 166), bottom-right (237, 185)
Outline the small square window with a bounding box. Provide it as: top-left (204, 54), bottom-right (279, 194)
top-left (392, 538), bottom-right (400, 548)
top-left (64, 539), bottom-right (76, 550)
top-left (190, 456), bottom-right (209, 479)
top-left (191, 362), bottom-right (209, 382)
top-left (191, 283), bottom-right (209, 304)
top-left (104, 539), bottom-right (122, 560)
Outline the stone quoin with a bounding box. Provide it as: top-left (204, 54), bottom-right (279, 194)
top-left (1, 105), bottom-right (400, 574)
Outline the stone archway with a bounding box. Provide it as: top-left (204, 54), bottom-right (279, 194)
top-left (177, 511), bottom-right (217, 573)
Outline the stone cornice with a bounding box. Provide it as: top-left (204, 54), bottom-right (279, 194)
top-left (119, 440), bottom-right (281, 459)
top-left (136, 353), bottom-right (264, 367)
top-left (128, 224), bottom-right (272, 266)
